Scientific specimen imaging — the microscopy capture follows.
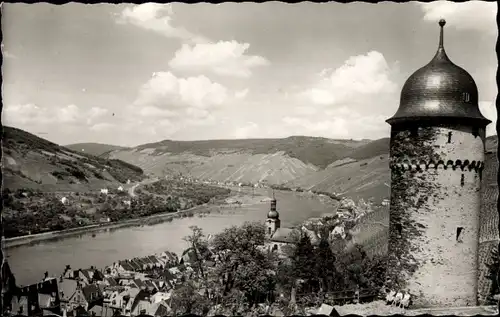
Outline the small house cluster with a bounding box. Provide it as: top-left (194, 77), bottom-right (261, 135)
top-left (4, 250), bottom-right (195, 317)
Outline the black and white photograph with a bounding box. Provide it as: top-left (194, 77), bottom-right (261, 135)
top-left (0, 1), bottom-right (498, 316)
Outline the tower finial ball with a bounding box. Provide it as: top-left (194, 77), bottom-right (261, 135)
top-left (439, 19), bottom-right (446, 27)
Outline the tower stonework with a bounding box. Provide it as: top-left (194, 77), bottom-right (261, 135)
top-left (385, 20), bottom-right (490, 308)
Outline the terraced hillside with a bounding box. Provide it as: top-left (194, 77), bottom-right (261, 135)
top-left (478, 150), bottom-right (499, 304)
top-left (107, 136), bottom-right (379, 185)
top-left (287, 155), bottom-right (390, 204)
top-left (2, 126), bottom-right (145, 192)
top-left (65, 143), bottom-right (129, 157)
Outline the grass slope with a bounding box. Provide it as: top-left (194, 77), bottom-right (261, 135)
top-left (107, 136), bottom-right (381, 185)
top-left (65, 143), bottom-right (129, 157)
top-left (2, 126), bottom-right (145, 192)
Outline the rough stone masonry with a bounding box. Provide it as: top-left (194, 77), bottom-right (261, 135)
top-left (386, 124), bottom-right (485, 308)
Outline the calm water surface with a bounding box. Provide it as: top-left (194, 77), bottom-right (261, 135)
top-left (7, 189), bottom-right (336, 286)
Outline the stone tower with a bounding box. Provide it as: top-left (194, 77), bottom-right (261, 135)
top-left (266, 191), bottom-right (281, 237)
top-left (385, 20), bottom-right (490, 308)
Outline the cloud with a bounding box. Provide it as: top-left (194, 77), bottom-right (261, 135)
top-left (135, 71), bottom-right (228, 111)
top-left (126, 71), bottom-right (238, 139)
top-left (232, 121), bottom-right (260, 139)
top-left (282, 107), bottom-right (390, 140)
top-left (302, 51), bottom-right (397, 106)
top-left (479, 101), bottom-right (497, 136)
top-left (1, 43), bottom-right (17, 59)
top-left (235, 89), bottom-right (249, 99)
top-left (89, 122), bottom-right (116, 132)
top-left (418, 1), bottom-right (497, 34)
top-left (57, 104), bottom-right (80, 123)
top-left (3, 103), bottom-right (112, 133)
top-left (117, 3), bottom-right (207, 43)
top-left (169, 41), bottom-right (270, 78)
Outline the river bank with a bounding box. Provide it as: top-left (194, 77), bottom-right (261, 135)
top-left (3, 202), bottom-right (214, 249)
top-left (3, 185), bottom-right (274, 249)
top-left (7, 186), bottom-right (339, 286)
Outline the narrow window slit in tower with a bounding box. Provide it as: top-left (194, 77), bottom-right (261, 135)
top-left (461, 174), bottom-right (465, 186)
top-left (472, 127), bottom-right (479, 138)
top-left (463, 92), bottom-right (470, 102)
top-left (268, 227), bottom-right (271, 235)
top-left (395, 223), bottom-right (402, 235)
top-left (447, 132), bottom-right (452, 143)
top-left (456, 227), bottom-right (464, 243)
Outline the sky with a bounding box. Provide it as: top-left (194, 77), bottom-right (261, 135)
top-left (2, 1), bottom-right (497, 146)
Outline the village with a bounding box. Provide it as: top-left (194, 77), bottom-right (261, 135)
top-left (3, 189), bottom-right (392, 317)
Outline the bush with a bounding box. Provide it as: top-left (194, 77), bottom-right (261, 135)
top-left (51, 170), bottom-right (69, 180)
top-left (65, 167), bottom-right (87, 182)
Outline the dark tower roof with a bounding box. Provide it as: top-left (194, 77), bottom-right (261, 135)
top-left (386, 19), bottom-right (490, 127)
top-left (267, 190), bottom-right (279, 219)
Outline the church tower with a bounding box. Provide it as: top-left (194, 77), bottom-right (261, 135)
top-left (385, 20), bottom-right (490, 308)
top-left (266, 191), bottom-right (281, 238)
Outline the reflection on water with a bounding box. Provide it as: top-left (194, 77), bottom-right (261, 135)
top-left (7, 189), bottom-right (337, 286)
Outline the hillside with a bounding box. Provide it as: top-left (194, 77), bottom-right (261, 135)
top-left (2, 126), bottom-right (145, 192)
top-left (107, 136), bottom-right (381, 185)
top-left (65, 143), bottom-right (129, 157)
top-left (287, 135), bottom-right (498, 203)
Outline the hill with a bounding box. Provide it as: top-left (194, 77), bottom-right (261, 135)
top-left (2, 126), bottom-right (145, 192)
top-left (65, 143), bottom-right (129, 157)
top-left (107, 136), bottom-right (381, 185)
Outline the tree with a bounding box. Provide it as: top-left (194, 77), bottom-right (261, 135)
top-left (486, 245), bottom-right (500, 303)
top-left (291, 232), bottom-right (317, 293)
top-left (314, 237), bottom-right (338, 292)
top-left (170, 282), bottom-right (210, 316)
top-left (211, 222), bottom-right (276, 308)
top-left (183, 226), bottom-right (210, 297)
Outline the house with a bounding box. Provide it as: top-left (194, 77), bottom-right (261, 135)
top-left (77, 268), bottom-right (105, 285)
top-left (61, 197), bottom-right (69, 205)
top-left (117, 260), bottom-right (135, 273)
top-left (150, 292), bottom-right (171, 304)
top-left (38, 293), bottom-right (58, 310)
top-left (143, 280), bottom-right (158, 293)
top-left (106, 288), bottom-right (132, 311)
top-left (88, 304), bottom-right (114, 317)
top-left (100, 189), bottom-right (108, 195)
top-left (130, 290), bottom-right (153, 316)
top-left (103, 277), bottom-right (118, 287)
top-left (268, 228), bottom-right (301, 253)
top-left (59, 278), bottom-right (78, 312)
top-left (148, 300), bottom-right (171, 317)
top-left (316, 304), bottom-right (339, 317)
top-left (122, 287), bottom-right (142, 316)
top-left (132, 279), bottom-right (147, 290)
top-left (301, 226), bottom-right (321, 245)
top-left (117, 186), bottom-right (124, 192)
top-left (123, 200), bottom-right (132, 208)
top-left (10, 295), bottom-right (29, 316)
top-left (330, 225), bottom-right (347, 240)
top-left (82, 284), bottom-right (103, 306)
top-left (66, 282), bottom-right (89, 312)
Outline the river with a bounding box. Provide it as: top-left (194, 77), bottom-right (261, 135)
top-left (6, 187), bottom-right (338, 286)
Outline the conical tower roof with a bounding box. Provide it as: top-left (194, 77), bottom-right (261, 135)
top-left (387, 19), bottom-right (490, 127)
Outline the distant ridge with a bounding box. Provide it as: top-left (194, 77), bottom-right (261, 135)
top-left (2, 126), bottom-right (144, 191)
top-left (65, 143), bottom-right (130, 157)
